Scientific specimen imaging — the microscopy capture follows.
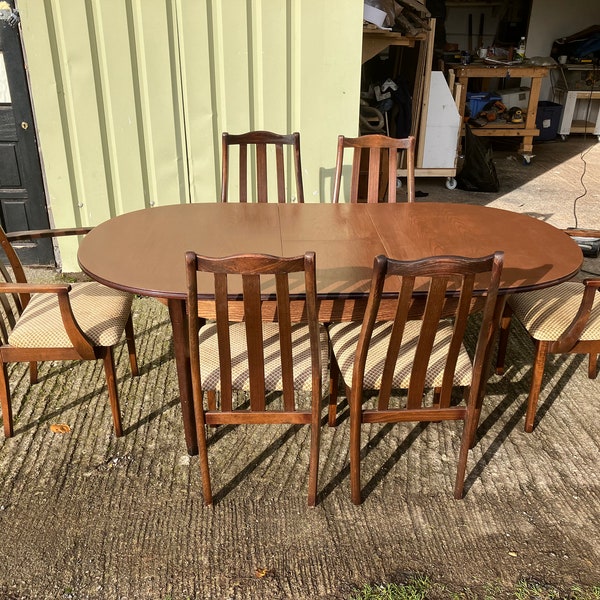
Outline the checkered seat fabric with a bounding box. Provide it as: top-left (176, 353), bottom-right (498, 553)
top-left (328, 319), bottom-right (473, 390)
top-left (8, 282), bottom-right (134, 348)
top-left (198, 321), bottom-right (329, 392)
top-left (508, 281), bottom-right (600, 341)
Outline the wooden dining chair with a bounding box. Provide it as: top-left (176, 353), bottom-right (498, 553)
top-left (221, 130), bottom-right (304, 203)
top-left (496, 276), bottom-right (600, 433)
top-left (0, 226), bottom-right (138, 438)
top-left (185, 250), bottom-right (328, 506)
top-left (332, 133), bottom-right (416, 203)
top-left (327, 251), bottom-right (504, 504)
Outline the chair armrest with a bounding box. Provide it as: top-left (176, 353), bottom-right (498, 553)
top-left (0, 282), bottom-right (71, 294)
top-left (564, 228), bottom-right (600, 239)
top-left (5, 227), bottom-right (92, 242)
top-left (0, 282), bottom-right (96, 359)
top-left (554, 278), bottom-right (600, 352)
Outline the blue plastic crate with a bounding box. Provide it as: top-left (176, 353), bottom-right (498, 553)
top-left (466, 92), bottom-right (502, 117)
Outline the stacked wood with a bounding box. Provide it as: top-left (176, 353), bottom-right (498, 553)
top-left (364, 0), bottom-right (431, 35)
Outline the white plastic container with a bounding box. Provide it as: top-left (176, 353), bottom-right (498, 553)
top-left (498, 86), bottom-right (531, 109)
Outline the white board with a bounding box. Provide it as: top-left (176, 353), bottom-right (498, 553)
top-left (421, 71), bottom-right (461, 169)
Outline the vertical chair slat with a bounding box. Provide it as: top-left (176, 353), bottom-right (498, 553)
top-left (214, 272), bottom-right (233, 410)
top-left (242, 273), bottom-right (266, 409)
top-left (350, 148), bottom-right (362, 202)
top-left (275, 143), bottom-right (286, 203)
top-left (256, 143), bottom-right (268, 202)
top-left (438, 274), bottom-right (476, 408)
top-left (275, 272), bottom-right (295, 411)
top-left (406, 277), bottom-right (448, 409)
top-left (387, 147), bottom-right (398, 202)
top-left (367, 148), bottom-right (382, 204)
top-left (378, 275), bottom-right (415, 410)
top-left (239, 144), bottom-right (248, 203)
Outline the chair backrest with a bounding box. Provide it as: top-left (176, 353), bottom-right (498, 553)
top-left (185, 251), bottom-right (321, 413)
top-left (221, 131), bottom-right (304, 203)
top-left (0, 226), bottom-right (29, 344)
top-left (333, 134), bottom-right (415, 203)
top-left (354, 251), bottom-right (504, 411)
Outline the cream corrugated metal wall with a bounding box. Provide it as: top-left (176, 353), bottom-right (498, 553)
top-left (16, 0), bottom-right (363, 270)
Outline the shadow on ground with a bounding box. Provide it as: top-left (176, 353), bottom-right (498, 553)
top-left (1, 136), bottom-right (600, 599)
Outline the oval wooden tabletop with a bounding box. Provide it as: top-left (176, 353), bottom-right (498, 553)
top-left (78, 202), bottom-right (582, 299)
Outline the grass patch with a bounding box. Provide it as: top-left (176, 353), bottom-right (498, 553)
top-left (349, 576), bottom-right (431, 600)
top-left (348, 578), bottom-right (600, 600)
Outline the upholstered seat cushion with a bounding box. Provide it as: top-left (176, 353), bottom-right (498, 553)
top-left (327, 319), bottom-right (472, 389)
top-left (198, 321), bottom-right (329, 392)
top-left (509, 281), bottom-right (600, 341)
top-left (9, 282), bottom-right (133, 348)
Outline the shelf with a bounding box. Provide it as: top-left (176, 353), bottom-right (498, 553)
top-left (555, 89), bottom-right (600, 138)
top-left (362, 28), bottom-right (426, 63)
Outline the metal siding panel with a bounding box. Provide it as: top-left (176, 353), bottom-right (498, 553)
top-left (177, 0), bottom-right (220, 204)
top-left (17, 0), bottom-right (364, 270)
top-left (50, 2), bottom-right (112, 225)
top-left (130, 0), bottom-right (188, 207)
top-left (295, 0), bottom-right (363, 203)
top-left (90, 0), bottom-right (148, 214)
top-left (214, 2), bottom-right (252, 132)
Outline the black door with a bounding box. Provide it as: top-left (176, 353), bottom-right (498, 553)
top-left (0, 5), bottom-right (53, 265)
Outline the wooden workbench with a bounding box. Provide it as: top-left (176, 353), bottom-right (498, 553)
top-left (452, 63), bottom-right (551, 154)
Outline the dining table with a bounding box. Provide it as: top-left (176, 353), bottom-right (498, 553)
top-left (78, 202), bottom-right (583, 455)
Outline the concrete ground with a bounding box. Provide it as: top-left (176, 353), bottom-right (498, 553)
top-left (1, 136), bottom-right (600, 599)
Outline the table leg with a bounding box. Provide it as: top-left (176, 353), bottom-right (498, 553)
top-left (167, 298), bottom-right (198, 455)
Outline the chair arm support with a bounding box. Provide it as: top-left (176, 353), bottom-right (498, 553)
top-left (0, 282), bottom-right (96, 359)
top-left (553, 278), bottom-right (600, 353)
top-left (5, 227), bottom-right (92, 241)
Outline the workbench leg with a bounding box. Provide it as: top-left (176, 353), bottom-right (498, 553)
top-left (519, 74), bottom-right (543, 155)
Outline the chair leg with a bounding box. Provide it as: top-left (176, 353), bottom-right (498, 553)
top-left (102, 348), bottom-right (123, 437)
top-left (589, 353), bottom-right (598, 379)
top-left (29, 362), bottom-right (38, 385)
top-left (307, 391), bottom-right (321, 507)
top-left (348, 390), bottom-right (363, 505)
top-left (454, 410), bottom-right (474, 499)
top-left (328, 354), bottom-right (340, 427)
top-left (495, 304), bottom-right (513, 375)
top-left (124, 314), bottom-right (139, 377)
top-left (194, 394), bottom-right (213, 506)
top-left (463, 386), bottom-right (480, 449)
top-left (0, 362), bottom-right (13, 438)
top-left (524, 340), bottom-right (549, 433)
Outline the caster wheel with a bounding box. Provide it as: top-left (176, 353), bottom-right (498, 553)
top-left (396, 177), bottom-right (403, 189)
top-left (445, 177), bottom-right (457, 190)
top-left (522, 154), bottom-right (533, 165)
top-left (561, 134), bottom-right (568, 141)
